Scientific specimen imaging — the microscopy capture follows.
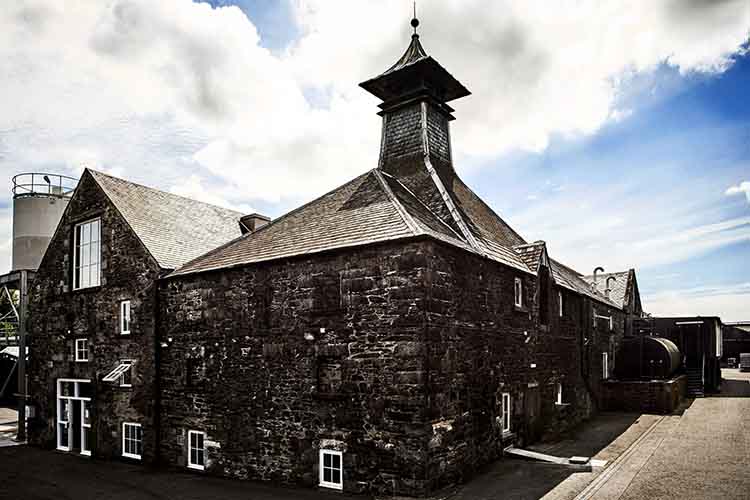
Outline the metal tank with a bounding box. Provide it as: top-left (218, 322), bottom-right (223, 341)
top-left (11, 173), bottom-right (77, 271)
top-left (615, 336), bottom-right (682, 380)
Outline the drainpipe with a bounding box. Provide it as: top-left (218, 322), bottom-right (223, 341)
top-left (15, 270), bottom-right (27, 442)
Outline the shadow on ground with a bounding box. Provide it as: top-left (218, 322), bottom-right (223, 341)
top-left (711, 377), bottom-right (750, 397)
top-left (446, 412), bottom-right (646, 500)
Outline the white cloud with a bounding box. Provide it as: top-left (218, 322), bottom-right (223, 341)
top-left (726, 181), bottom-right (750, 203)
top-left (644, 282), bottom-right (750, 322)
top-left (0, 0), bottom-right (748, 273)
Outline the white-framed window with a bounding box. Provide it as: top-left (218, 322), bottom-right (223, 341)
top-left (188, 430), bottom-right (205, 470)
top-left (120, 301), bottom-right (131, 335)
top-left (122, 422), bottom-right (142, 460)
top-left (514, 278), bottom-right (523, 307)
top-left (501, 392), bottom-right (511, 433)
top-left (602, 352), bottom-right (609, 379)
top-left (556, 383), bottom-right (563, 405)
top-left (119, 360), bottom-right (133, 387)
top-left (558, 291), bottom-right (564, 317)
top-left (73, 218), bottom-right (101, 290)
top-left (319, 449), bottom-right (343, 490)
top-left (75, 338), bottom-right (89, 362)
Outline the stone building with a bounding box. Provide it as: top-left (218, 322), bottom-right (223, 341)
top-left (583, 269), bottom-right (644, 336)
top-left (27, 22), bottom-right (641, 498)
top-left (26, 169), bottom-right (246, 462)
top-left (156, 27), bottom-right (633, 495)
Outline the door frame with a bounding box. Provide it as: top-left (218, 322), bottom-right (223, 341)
top-left (56, 378), bottom-right (91, 455)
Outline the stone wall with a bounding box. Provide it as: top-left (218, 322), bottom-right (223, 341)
top-left (421, 243), bottom-right (624, 490)
top-left (158, 237), bottom-right (626, 496)
top-left (158, 240), bottom-right (432, 496)
top-left (27, 171), bottom-right (161, 463)
top-left (600, 376), bottom-right (686, 414)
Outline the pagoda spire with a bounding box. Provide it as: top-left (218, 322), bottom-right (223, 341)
top-left (358, 14), bottom-right (480, 252)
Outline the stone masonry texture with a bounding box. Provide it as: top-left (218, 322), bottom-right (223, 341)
top-left (27, 171), bottom-right (161, 463)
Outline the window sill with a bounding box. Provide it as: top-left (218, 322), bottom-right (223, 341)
top-left (70, 286), bottom-right (102, 295)
top-left (187, 463), bottom-right (205, 471)
top-left (122, 453), bottom-right (141, 460)
top-left (319, 482), bottom-right (343, 491)
top-left (555, 402), bottom-right (571, 409)
top-left (514, 305), bottom-right (529, 314)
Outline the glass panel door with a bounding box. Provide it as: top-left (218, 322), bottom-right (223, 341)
top-left (80, 400), bottom-right (91, 456)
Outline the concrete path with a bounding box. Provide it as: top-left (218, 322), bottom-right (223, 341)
top-left (0, 407), bottom-right (19, 446)
top-left (574, 369), bottom-right (750, 500)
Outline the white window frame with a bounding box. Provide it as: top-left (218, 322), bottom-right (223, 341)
top-left (73, 218), bottom-right (101, 290)
top-left (558, 291), bottom-right (564, 317)
top-left (122, 422), bottom-right (142, 460)
top-left (501, 392), bottom-right (511, 433)
top-left (119, 360), bottom-right (133, 388)
top-left (514, 278), bottom-right (523, 308)
top-left (75, 338), bottom-right (89, 362)
top-left (602, 352), bottom-right (609, 380)
top-left (120, 301), bottom-right (131, 335)
top-left (56, 379), bottom-right (91, 455)
top-left (556, 383), bottom-right (563, 405)
top-left (319, 449), bottom-right (343, 490)
top-left (188, 430), bottom-right (206, 471)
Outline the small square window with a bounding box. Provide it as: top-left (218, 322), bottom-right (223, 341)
top-left (122, 422), bottom-right (142, 459)
top-left (501, 392), bottom-right (511, 433)
top-left (75, 339), bottom-right (89, 362)
top-left (514, 278), bottom-right (523, 308)
top-left (317, 362), bottom-right (342, 395)
top-left (188, 430), bottom-right (206, 470)
top-left (319, 449), bottom-right (343, 490)
top-left (120, 301), bottom-right (131, 335)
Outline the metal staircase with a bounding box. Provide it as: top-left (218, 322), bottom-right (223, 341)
top-left (686, 367), bottom-right (704, 398)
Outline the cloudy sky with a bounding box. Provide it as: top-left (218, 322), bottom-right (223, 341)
top-left (1, 0), bottom-right (748, 320)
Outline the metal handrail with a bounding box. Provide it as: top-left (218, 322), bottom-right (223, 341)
top-left (12, 172), bottom-right (78, 198)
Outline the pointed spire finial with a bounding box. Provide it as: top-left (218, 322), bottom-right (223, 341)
top-left (411, 1), bottom-right (419, 36)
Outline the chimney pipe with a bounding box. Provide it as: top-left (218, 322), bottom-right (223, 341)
top-left (592, 266), bottom-right (604, 291)
top-left (605, 276), bottom-right (616, 298)
top-left (239, 213), bottom-right (271, 235)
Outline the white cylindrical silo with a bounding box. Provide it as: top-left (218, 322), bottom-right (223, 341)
top-left (11, 173), bottom-right (77, 271)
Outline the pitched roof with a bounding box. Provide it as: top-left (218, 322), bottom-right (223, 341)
top-left (88, 169), bottom-right (244, 270)
top-left (582, 271), bottom-right (631, 309)
top-left (171, 167), bottom-right (538, 277)
top-left (550, 260), bottom-right (620, 308)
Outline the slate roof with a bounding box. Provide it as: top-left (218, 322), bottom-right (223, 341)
top-left (171, 169), bottom-right (492, 276)
top-left (88, 169), bottom-right (244, 270)
top-left (582, 271), bottom-right (630, 309)
top-left (550, 259), bottom-right (621, 308)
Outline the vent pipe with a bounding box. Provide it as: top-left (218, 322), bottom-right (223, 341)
top-left (592, 266), bottom-right (604, 291)
top-left (605, 276), bottom-right (617, 298)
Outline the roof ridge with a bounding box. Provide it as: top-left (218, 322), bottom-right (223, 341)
top-left (373, 170), bottom-right (421, 236)
top-left (87, 168), bottom-right (244, 216)
top-left (379, 171), bottom-right (464, 240)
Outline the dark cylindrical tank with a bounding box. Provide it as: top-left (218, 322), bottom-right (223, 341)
top-left (615, 336), bottom-right (681, 380)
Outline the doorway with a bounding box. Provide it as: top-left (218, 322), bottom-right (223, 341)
top-left (56, 379), bottom-right (92, 456)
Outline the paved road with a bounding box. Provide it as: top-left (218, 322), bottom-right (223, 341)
top-left (579, 369), bottom-right (750, 500)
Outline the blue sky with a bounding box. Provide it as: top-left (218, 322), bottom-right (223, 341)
top-left (0, 1), bottom-right (748, 319)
